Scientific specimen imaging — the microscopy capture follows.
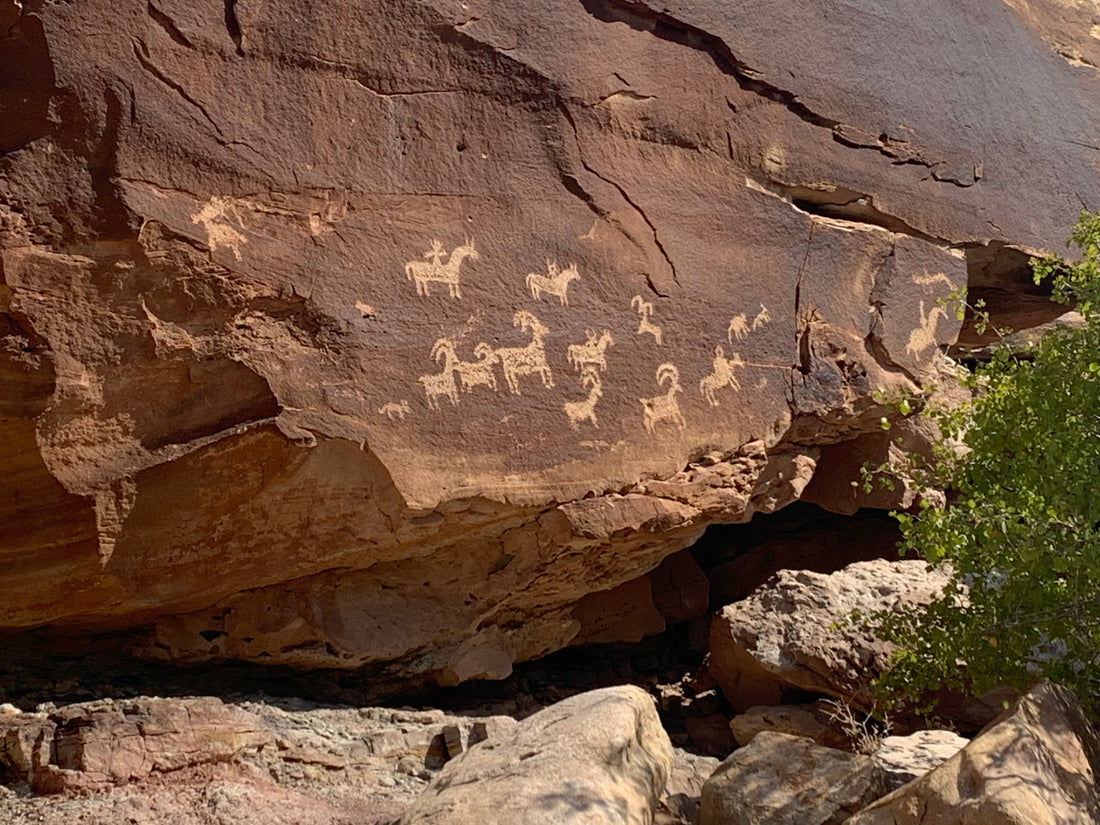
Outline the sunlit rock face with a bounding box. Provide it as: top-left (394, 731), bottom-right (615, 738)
top-left (0, 0), bottom-right (1095, 685)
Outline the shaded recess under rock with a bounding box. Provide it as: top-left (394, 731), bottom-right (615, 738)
top-left (2, 0), bottom-right (1096, 690)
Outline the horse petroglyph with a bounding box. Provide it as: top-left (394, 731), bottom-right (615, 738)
top-left (563, 366), bottom-right (603, 430)
top-left (631, 295), bottom-right (663, 344)
top-left (699, 345), bottom-right (744, 406)
top-left (567, 329), bottom-right (614, 372)
top-left (191, 196), bottom-right (248, 261)
top-left (490, 310), bottom-right (554, 395)
top-left (752, 304), bottom-right (771, 330)
top-left (454, 342), bottom-right (499, 393)
top-left (526, 260), bottom-right (580, 305)
top-left (418, 338), bottom-right (460, 410)
top-left (405, 238), bottom-right (479, 298)
top-left (378, 401), bottom-right (411, 420)
top-left (727, 313), bottom-right (749, 342)
top-left (640, 363), bottom-right (686, 433)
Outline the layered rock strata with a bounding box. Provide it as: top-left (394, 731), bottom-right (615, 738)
top-left (2, 0), bottom-right (1098, 683)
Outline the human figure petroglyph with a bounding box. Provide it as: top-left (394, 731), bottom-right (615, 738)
top-left (454, 342), bottom-right (499, 393)
top-left (405, 238), bottom-right (479, 298)
top-left (631, 295), bottom-right (663, 344)
top-left (640, 363), bottom-right (686, 433)
top-left (377, 401), bottom-right (411, 420)
top-left (491, 310), bottom-right (554, 395)
top-left (418, 338), bottom-right (460, 409)
top-left (563, 366), bottom-right (603, 430)
top-left (699, 345), bottom-right (744, 406)
top-left (526, 260), bottom-right (580, 305)
top-left (752, 304), bottom-right (771, 330)
top-left (906, 300), bottom-right (949, 358)
top-left (727, 313), bottom-right (749, 342)
top-left (567, 329), bottom-right (614, 372)
top-left (191, 196), bottom-right (248, 261)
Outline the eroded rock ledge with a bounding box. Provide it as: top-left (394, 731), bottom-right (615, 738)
top-left (2, 0), bottom-right (1097, 686)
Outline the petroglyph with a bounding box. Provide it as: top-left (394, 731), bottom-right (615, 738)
top-left (405, 238), bottom-right (479, 298)
top-left (378, 401), bottom-right (411, 420)
top-left (491, 310), bottom-right (554, 395)
top-left (526, 260), bottom-right (580, 305)
top-left (906, 300), bottom-right (949, 358)
top-left (727, 313), bottom-right (749, 342)
top-left (563, 366), bottom-right (603, 430)
top-left (454, 342), bottom-right (499, 393)
top-left (913, 271), bottom-right (956, 290)
top-left (699, 345), bottom-right (744, 406)
top-left (640, 363), bottom-right (686, 433)
top-left (418, 338), bottom-right (460, 410)
top-left (632, 296), bottom-right (663, 344)
top-left (752, 304), bottom-right (771, 330)
top-left (567, 329), bottom-right (614, 372)
top-left (191, 196), bottom-right (248, 260)
top-left (631, 295), bottom-right (663, 344)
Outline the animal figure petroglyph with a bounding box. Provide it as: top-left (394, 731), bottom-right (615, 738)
top-left (631, 295), bottom-right (663, 344)
top-left (491, 310), bottom-right (554, 395)
top-left (699, 345), bottom-right (744, 406)
top-left (405, 239), bottom-right (479, 298)
top-left (567, 329), bottom-right (614, 372)
top-left (906, 300), bottom-right (949, 358)
top-left (640, 363), bottom-right (686, 433)
top-left (563, 367), bottom-right (603, 430)
top-left (526, 260), bottom-right (580, 305)
top-left (752, 304), bottom-right (771, 330)
top-left (727, 313), bottom-right (749, 342)
top-left (191, 196), bottom-right (248, 261)
top-left (418, 338), bottom-right (460, 409)
top-left (454, 342), bottom-right (499, 393)
top-left (913, 271), bottom-right (956, 290)
top-left (377, 401), bottom-right (411, 420)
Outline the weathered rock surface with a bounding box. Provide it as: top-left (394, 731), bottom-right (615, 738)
top-left (849, 681), bottom-right (1100, 825)
top-left (709, 559), bottom-right (950, 711)
top-left (0, 695), bottom-right (521, 823)
top-left (699, 731), bottom-right (886, 825)
top-left (399, 685), bottom-right (673, 824)
top-left (657, 748), bottom-right (721, 825)
top-left (871, 729), bottom-right (969, 792)
top-left (729, 703), bottom-right (845, 749)
top-left (2, 0), bottom-right (1097, 682)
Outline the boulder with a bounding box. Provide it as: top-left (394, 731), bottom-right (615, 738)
top-left (400, 685), bottom-right (673, 825)
top-left (870, 730), bottom-right (969, 792)
top-left (849, 681), bottom-right (1100, 824)
top-left (699, 731), bottom-right (886, 825)
top-left (657, 747), bottom-right (721, 825)
top-left (3, 0), bottom-right (1097, 684)
top-left (0, 696), bottom-right (272, 793)
top-left (730, 704), bottom-right (840, 749)
top-left (708, 559), bottom-right (950, 711)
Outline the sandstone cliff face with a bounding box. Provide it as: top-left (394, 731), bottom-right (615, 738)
top-left (1, 0), bottom-right (1097, 684)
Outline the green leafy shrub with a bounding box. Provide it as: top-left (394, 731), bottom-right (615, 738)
top-left (874, 211), bottom-right (1100, 718)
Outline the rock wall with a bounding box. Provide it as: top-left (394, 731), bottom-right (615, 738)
top-left (1, 0), bottom-right (1098, 685)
